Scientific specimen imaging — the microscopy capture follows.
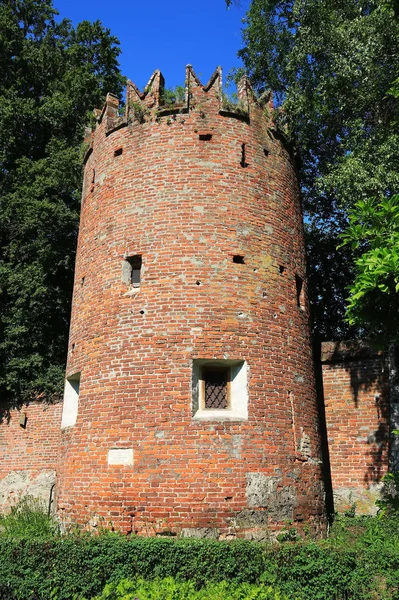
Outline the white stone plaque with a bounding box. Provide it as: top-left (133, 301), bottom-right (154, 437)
top-left (107, 448), bottom-right (133, 466)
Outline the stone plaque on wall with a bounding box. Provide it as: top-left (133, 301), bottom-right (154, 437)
top-left (107, 449), bottom-right (133, 466)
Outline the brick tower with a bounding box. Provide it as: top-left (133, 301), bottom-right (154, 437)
top-left (57, 66), bottom-right (326, 538)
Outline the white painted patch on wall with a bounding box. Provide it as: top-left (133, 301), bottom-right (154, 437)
top-left (108, 448), bottom-right (134, 466)
top-left (61, 372), bottom-right (80, 429)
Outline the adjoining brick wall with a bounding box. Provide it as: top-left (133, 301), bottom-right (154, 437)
top-left (321, 341), bottom-right (390, 514)
top-left (0, 401), bottom-right (62, 511)
top-left (56, 66), bottom-right (326, 539)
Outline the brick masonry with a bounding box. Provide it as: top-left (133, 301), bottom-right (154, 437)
top-left (54, 66), bottom-right (326, 538)
top-left (321, 341), bottom-right (390, 514)
top-left (0, 401), bottom-right (62, 510)
top-left (0, 68), bottom-right (395, 533)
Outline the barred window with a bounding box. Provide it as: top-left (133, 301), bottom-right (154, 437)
top-left (192, 359), bottom-right (248, 421)
top-left (202, 366), bottom-right (230, 410)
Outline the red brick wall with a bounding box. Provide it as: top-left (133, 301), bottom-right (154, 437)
top-left (0, 401), bottom-right (62, 510)
top-left (56, 66), bottom-right (326, 539)
top-left (322, 342), bottom-right (389, 514)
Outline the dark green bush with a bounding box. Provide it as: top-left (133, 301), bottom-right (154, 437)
top-left (0, 515), bottom-right (398, 600)
top-left (0, 535), bottom-right (266, 600)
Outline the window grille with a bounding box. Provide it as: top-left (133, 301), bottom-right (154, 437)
top-left (202, 366), bottom-right (230, 409)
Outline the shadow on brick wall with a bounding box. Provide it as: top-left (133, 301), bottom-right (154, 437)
top-left (320, 340), bottom-right (390, 495)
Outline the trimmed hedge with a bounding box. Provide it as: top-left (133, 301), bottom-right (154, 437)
top-left (0, 536), bottom-right (265, 600)
top-left (0, 530), bottom-right (398, 600)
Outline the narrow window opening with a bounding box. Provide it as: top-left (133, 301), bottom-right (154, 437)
top-left (240, 143), bottom-right (249, 168)
top-left (130, 256), bottom-right (142, 287)
top-left (279, 265), bottom-right (285, 275)
top-left (91, 169), bottom-right (95, 183)
top-left (122, 255), bottom-right (142, 288)
top-left (201, 366), bottom-right (230, 410)
top-left (264, 148), bottom-right (269, 157)
top-left (233, 255), bottom-right (245, 264)
top-left (199, 133), bottom-right (212, 141)
top-left (114, 148), bottom-right (123, 157)
top-left (81, 276), bottom-right (85, 286)
top-left (295, 274), bottom-right (305, 309)
top-left (61, 372), bottom-right (81, 429)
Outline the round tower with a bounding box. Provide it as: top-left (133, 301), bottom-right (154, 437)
top-left (57, 66), bottom-right (326, 538)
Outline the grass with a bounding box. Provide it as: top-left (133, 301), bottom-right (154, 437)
top-left (0, 495), bottom-right (59, 538)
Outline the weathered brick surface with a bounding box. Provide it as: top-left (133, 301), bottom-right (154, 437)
top-left (321, 341), bottom-right (389, 514)
top-left (0, 402), bottom-right (62, 510)
top-left (56, 66), bottom-right (326, 537)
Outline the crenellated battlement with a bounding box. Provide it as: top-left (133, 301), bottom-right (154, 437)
top-left (84, 65), bottom-right (274, 156)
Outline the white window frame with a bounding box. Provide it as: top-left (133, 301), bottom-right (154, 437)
top-left (192, 359), bottom-right (248, 421)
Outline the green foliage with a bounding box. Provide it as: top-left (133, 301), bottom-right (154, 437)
top-left (376, 472), bottom-right (399, 513)
top-left (89, 577), bottom-right (293, 600)
top-left (1, 518), bottom-right (399, 600)
top-left (0, 0), bottom-right (124, 404)
top-left (161, 86), bottom-right (186, 106)
top-left (129, 101), bottom-right (148, 124)
top-left (0, 496), bottom-right (59, 538)
top-left (275, 527), bottom-right (300, 543)
top-left (221, 92), bottom-right (249, 116)
top-left (376, 431), bottom-right (399, 513)
top-left (0, 536), bottom-right (266, 600)
top-left (339, 194), bottom-right (399, 338)
top-left (233, 0), bottom-right (399, 339)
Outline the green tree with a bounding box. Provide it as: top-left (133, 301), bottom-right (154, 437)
top-left (0, 0), bottom-right (124, 404)
top-left (339, 195), bottom-right (399, 338)
top-left (339, 56), bottom-right (399, 340)
top-left (228, 0), bottom-right (399, 339)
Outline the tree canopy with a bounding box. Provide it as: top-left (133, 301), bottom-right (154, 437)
top-left (229, 0), bottom-right (399, 340)
top-left (0, 0), bottom-right (124, 404)
top-left (339, 194), bottom-right (399, 337)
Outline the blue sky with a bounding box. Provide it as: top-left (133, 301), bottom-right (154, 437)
top-left (53, 0), bottom-right (250, 93)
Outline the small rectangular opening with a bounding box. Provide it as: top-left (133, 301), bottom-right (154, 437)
top-left (233, 255), bottom-right (245, 264)
top-left (114, 148), bottom-right (123, 157)
top-left (279, 265), bottom-right (285, 275)
top-left (201, 366), bottom-right (230, 410)
top-left (61, 372), bottom-right (81, 429)
top-left (240, 143), bottom-right (249, 168)
top-left (295, 274), bottom-right (305, 309)
top-left (199, 133), bottom-right (212, 141)
top-left (19, 412), bottom-right (27, 428)
top-left (122, 255), bottom-right (142, 288)
top-left (130, 256), bottom-right (142, 287)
